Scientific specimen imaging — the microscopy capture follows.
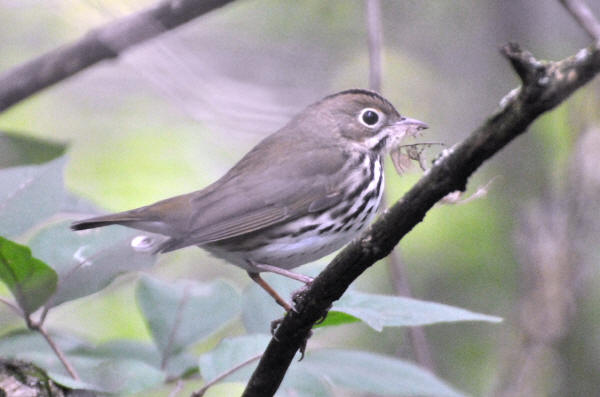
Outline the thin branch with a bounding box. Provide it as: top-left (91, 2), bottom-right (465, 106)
top-left (191, 353), bottom-right (262, 397)
top-left (240, 42), bottom-right (600, 397)
top-left (389, 252), bottom-right (436, 372)
top-left (168, 379), bottom-right (184, 397)
top-left (365, 0), bottom-right (383, 92)
top-left (560, 0), bottom-right (600, 41)
top-left (364, 0), bottom-right (436, 372)
top-left (0, 0), bottom-right (236, 113)
top-left (0, 296), bottom-right (23, 317)
top-left (31, 323), bottom-right (80, 380)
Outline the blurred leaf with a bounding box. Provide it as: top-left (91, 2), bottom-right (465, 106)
top-left (29, 222), bottom-right (159, 308)
top-left (0, 236), bottom-right (57, 315)
top-left (51, 358), bottom-right (166, 395)
top-left (241, 273), bottom-right (295, 334)
top-left (60, 191), bottom-right (103, 214)
top-left (277, 367), bottom-right (332, 397)
top-left (303, 349), bottom-right (467, 397)
top-left (0, 131), bottom-right (66, 168)
top-left (0, 328), bottom-right (89, 357)
top-left (240, 265), bottom-right (325, 334)
top-left (314, 310), bottom-right (360, 328)
top-left (242, 275), bottom-right (500, 332)
top-left (0, 156), bottom-right (66, 237)
top-left (93, 339), bottom-right (198, 379)
top-left (198, 334), bottom-right (270, 382)
top-left (137, 276), bottom-right (241, 360)
top-left (332, 290), bottom-right (502, 331)
top-left (0, 329), bottom-right (165, 394)
top-left (198, 334), bottom-right (332, 397)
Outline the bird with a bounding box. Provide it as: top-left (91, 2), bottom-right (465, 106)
top-left (71, 89), bottom-right (428, 311)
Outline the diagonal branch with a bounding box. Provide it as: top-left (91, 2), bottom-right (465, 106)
top-left (560, 0), bottom-right (600, 41)
top-left (0, 0), bottom-right (236, 113)
top-left (240, 41), bottom-right (600, 397)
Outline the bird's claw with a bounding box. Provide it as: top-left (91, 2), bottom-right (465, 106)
top-left (314, 303), bottom-right (333, 325)
top-left (298, 330), bottom-right (312, 361)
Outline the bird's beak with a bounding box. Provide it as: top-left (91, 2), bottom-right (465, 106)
top-left (395, 117), bottom-right (428, 134)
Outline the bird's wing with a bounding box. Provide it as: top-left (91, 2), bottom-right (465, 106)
top-left (156, 146), bottom-right (351, 252)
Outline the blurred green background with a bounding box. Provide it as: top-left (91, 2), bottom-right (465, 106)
top-left (1, 1), bottom-right (600, 396)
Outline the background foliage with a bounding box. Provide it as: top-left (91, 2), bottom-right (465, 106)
top-left (1, 1), bottom-right (599, 396)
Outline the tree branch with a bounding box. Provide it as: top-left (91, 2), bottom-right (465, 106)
top-left (240, 41), bottom-right (600, 397)
top-left (0, 0), bottom-right (236, 113)
top-left (365, 0), bottom-right (383, 93)
top-left (560, 0), bottom-right (600, 41)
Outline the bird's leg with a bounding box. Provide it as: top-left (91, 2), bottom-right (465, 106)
top-left (247, 271), bottom-right (293, 312)
top-left (251, 263), bottom-right (314, 284)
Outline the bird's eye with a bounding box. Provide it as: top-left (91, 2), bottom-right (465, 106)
top-left (359, 108), bottom-right (381, 127)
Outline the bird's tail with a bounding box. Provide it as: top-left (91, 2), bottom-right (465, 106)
top-left (70, 212), bottom-right (139, 231)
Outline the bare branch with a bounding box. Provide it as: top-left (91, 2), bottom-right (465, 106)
top-left (0, 296), bottom-right (23, 317)
top-left (0, 0), bottom-right (236, 113)
top-left (364, 0), bottom-right (436, 371)
top-left (192, 354), bottom-right (262, 397)
top-left (31, 323), bottom-right (80, 380)
top-left (389, 251), bottom-right (436, 372)
top-left (240, 42), bottom-right (600, 397)
top-left (365, 0), bottom-right (383, 92)
top-left (560, 0), bottom-right (600, 41)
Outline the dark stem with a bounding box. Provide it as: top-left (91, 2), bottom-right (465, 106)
top-left (365, 0), bottom-right (383, 92)
top-left (389, 251), bottom-right (436, 371)
top-left (0, 296), bottom-right (23, 317)
top-left (30, 322), bottom-right (80, 380)
top-left (191, 354), bottom-right (262, 397)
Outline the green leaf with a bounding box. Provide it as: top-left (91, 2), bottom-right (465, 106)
top-left (314, 310), bottom-right (360, 328)
top-left (0, 236), bottom-right (57, 315)
top-left (0, 156), bottom-right (66, 237)
top-left (93, 339), bottom-right (198, 379)
top-left (50, 358), bottom-right (166, 394)
top-left (137, 276), bottom-right (241, 360)
top-left (303, 349), bottom-right (467, 397)
top-left (0, 131), bottom-right (66, 168)
top-left (0, 329), bottom-right (165, 394)
top-left (332, 290), bottom-right (502, 331)
top-left (0, 329), bottom-right (89, 357)
top-left (277, 368), bottom-right (332, 397)
top-left (29, 222), bottom-right (158, 308)
top-left (198, 334), bottom-right (333, 397)
top-left (199, 334), bottom-right (270, 382)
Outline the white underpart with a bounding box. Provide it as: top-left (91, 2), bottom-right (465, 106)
top-left (204, 154), bottom-right (384, 271)
top-left (361, 124), bottom-right (407, 152)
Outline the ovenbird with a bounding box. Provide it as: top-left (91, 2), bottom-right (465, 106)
top-left (72, 89), bottom-right (427, 310)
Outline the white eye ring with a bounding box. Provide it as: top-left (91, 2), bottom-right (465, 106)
top-left (358, 108), bottom-right (383, 128)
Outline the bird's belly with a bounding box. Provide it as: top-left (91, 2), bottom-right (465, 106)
top-left (203, 194), bottom-right (381, 271)
top-left (203, 154), bottom-right (384, 272)
top-left (203, 224), bottom-right (359, 270)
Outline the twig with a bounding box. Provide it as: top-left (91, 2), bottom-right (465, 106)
top-left (364, 0), bottom-right (436, 371)
top-left (240, 42), bottom-right (600, 397)
top-left (168, 379), bottom-right (183, 397)
top-left (560, 0), bottom-right (600, 41)
top-left (30, 322), bottom-right (80, 380)
top-left (365, 0), bottom-right (383, 92)
top-left (389, 251), bottom-right (436, 372)
top-left (0, 0), bottom-right (236, 113)
top-left (191, 353), bottom-right (262, 397)
top-left (0, 296), bottom-right (23, 317)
